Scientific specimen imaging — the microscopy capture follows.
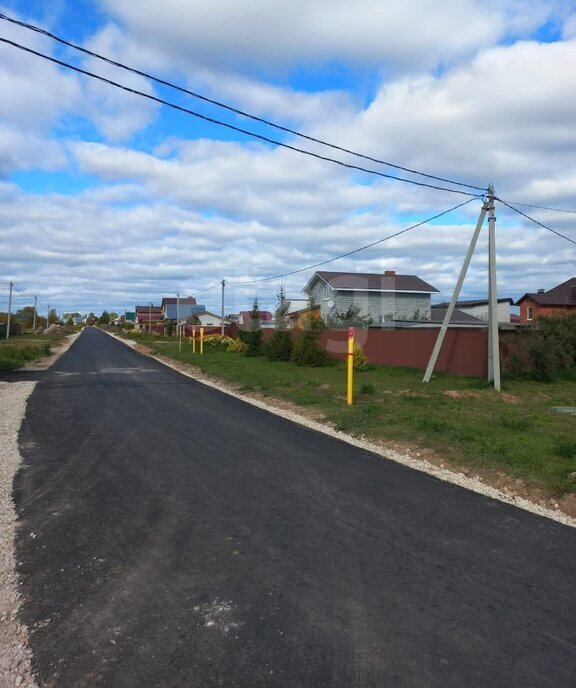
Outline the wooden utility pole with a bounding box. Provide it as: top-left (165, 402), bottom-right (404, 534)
top-left (32, 295), bottom-right (37, 331)
top-left (148, 303), bottom-right (152, 334)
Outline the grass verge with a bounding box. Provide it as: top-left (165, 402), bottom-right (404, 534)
top-left (0, 333), bottom-right (66, 370)
top-left (121, 332), bottom-right (576, 495)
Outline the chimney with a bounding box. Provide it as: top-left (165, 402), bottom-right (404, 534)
top-left (537, 288), bottom-right (545, 294)
top-left (384, 270), bottom-right (396, 277)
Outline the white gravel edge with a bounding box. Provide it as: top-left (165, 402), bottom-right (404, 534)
top-left (0, 381), bottom-right (39, 688)
top-left (110, 333), bottom-right (576, 529)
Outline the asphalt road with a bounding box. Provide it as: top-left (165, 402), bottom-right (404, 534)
top-left (10, 327), bottom-right (576, 687)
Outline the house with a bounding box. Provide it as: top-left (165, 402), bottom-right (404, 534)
top-left (302, 270), bottom-right (439, 323)
top-left (188, 311), bottom-right (230, 327)
top-left (161, 296), bottom-right (205, 321)
top-left (431, 298), bottom-right (514, 323)
top-left (135, 305), bottom-right (162, 329)
top-left (516, 277), bottom-right (576, 323)
top-left (238, 310), bottom-right (274, 328)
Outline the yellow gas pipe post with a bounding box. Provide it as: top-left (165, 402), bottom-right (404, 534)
top-left (191, 327), bottom-right (196, 354)
top-left (200, 327), bottom-right (204, 355)
top-left (347, 327), bottom-right (355, 405)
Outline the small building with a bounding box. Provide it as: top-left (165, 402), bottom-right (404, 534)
top-left (432, 298), bottom-right (514, 323)
top-left (516, 277), bottom-right (576, 323)
top-left (135, 305), bottom-right (162, 329)
top-left (161, 297), bottom-right (205, 321)
top-left (302, 270), bottom-right (439, 324)
top-left (188, 311), bottom-right (230, 327)
top-left (238, 310), bottom-right (274, 328)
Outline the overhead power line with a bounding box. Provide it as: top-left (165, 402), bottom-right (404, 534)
top-left (496, 200), bottom-right (576, 215)
top-left (0, 11), bottom-right (485, 193)
top-left (227, 197), bottom-right (479, 285)
top-left (496, 198), bottom-right (576, 247)
top-left (0, 35), bottom-right (482, 198)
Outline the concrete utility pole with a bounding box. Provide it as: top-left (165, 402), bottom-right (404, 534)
top-left (177, 292), bottom-right (180, 339)
top-left (487, 185), bottom-right (501, 391)
top-left (148, 303), bottom-right (152, 334)
top-left (423, 190), bottom-right (502, 388)
top-left (6, 281), bottom-right (13, 340)
top-left (32, 295), bottom-right (37, 332)
top-left (221, 280), bottom-right (226, 336)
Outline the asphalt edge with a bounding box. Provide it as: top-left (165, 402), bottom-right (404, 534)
top-left (108, 332), bottom-right (576, 529)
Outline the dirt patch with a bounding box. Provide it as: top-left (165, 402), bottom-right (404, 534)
top-left (501, 393), bottom-right (521, 404)
top-left (134, 344), bottom-right (154, 355)
top-left (443, 390), bottom-right (483, 400)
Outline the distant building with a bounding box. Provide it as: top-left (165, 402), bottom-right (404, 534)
top-left (516, 277), bottom-right (576, 322)
top-left (302, 270), bottom-right (439, 323)
top-left (431, 298), bottom-right (514, 323)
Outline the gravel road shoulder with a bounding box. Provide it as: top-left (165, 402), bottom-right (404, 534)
top-left (0, 381), bottom-right (38, 688)
top-left (1, 332), bottom-right (80, 688)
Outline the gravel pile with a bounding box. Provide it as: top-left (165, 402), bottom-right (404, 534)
top-left (0, 381), bottom-right (39, 688)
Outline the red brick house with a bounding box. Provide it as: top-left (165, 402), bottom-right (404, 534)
top-left (516, 277), bottom-right (576, 323)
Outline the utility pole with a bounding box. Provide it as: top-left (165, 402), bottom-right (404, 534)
top-left (47, 304), bottom-right (50, 327)
top-left (487, 185), bottom-right (501, 391)
top-left (177, 291), bottom-right (180, 339)
top-left (6, 281), bottom-right (13, 340)
top-left (220, 279), bottom-right (226, 336)
top-left (423, 187), bottom-right (502, 390)
top-left (32, 295), bottom-right (37, 332)
top-left (148, 302), bottom-right (152, 334)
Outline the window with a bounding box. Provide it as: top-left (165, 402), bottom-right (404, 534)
top-left (527, 306), bottom-right (533, 321)
top-left (323, 284), bottom-right (331, 300)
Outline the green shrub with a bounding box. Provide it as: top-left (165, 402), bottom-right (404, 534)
top-left (353, 344), bottom-right (368, 371)
top-left (265, 330), bottom-right (293, 361)
top-left (202, 334), bottom-right (234, 351)
top-left (292, 311), bottom-right (328, 367)
top-left (503, 314), bottom-right (576, 381)
top-left (228, 338), bottom-right (247, 353)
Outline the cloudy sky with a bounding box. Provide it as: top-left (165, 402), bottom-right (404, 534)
top-left (1, 0), bottom-right (575, 317)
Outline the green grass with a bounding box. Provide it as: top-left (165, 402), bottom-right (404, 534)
top-left (0, 333), bottom-right (66, 370)
top-left (122, 332), bottom-right (576, 495)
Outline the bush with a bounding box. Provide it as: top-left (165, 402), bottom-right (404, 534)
top-left (265, 330), bottom-right (293, 361)
top-left (353, 344), bottom-right (368, 371)
top-left (228, 338), bottom-right (247, 353)
top-left (292, 311), bottom-right (328, 367)
top-left (503, 314), bottom-right (576, 381)
top-left (239, 328), bottom-right (263, 356)
top-left (202, 334), bottom-right (234, 351)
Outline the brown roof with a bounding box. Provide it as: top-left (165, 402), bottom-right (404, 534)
top-left (306, 271), bottom-right (438, 293)
top-left (161, 296), bottom-right (197, 307)
top-left (135, 305), bottom-right (162, 313)
top-left (430, 309), bottom-right (485, 324)
top-left (516, 277), bottom-right (576, 306)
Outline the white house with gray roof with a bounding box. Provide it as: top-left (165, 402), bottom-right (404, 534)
top-left (302, 270), bottom-right (439, 324)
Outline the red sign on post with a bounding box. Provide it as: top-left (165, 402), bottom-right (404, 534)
top-left (348, 327), bottom-right (355, 339)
